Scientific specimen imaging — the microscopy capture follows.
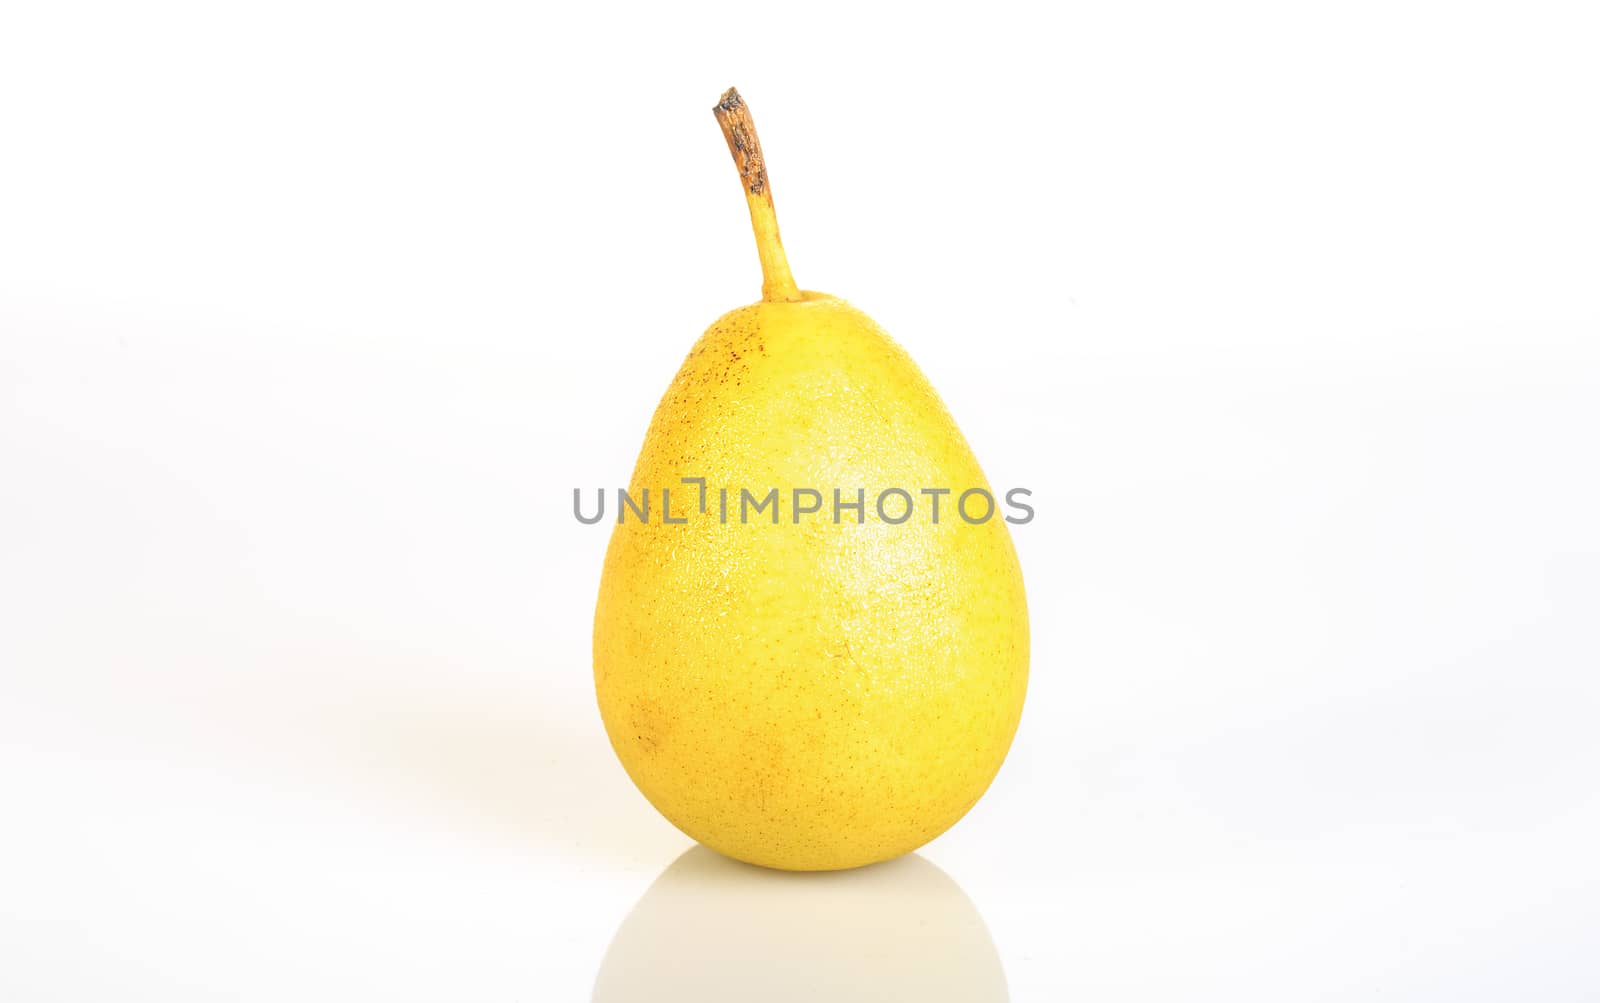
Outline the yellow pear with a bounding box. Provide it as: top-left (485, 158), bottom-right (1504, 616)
top-left (593, 88), bottom-right (1028, 871)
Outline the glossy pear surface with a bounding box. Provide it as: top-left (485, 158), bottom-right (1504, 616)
top-left (594, 292), bottom-right (1028, 870)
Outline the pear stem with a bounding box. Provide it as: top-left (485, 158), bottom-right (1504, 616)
top-left (713, 88), bottom-right (803, 303)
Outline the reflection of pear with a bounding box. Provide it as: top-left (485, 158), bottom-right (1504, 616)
top-left (592, 847), bottom-right (1008, 1003)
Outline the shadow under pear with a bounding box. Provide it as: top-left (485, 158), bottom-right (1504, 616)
top-left (593, 846), bottom-right (1008, 1002)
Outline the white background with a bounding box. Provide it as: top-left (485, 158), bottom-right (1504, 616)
top-left (3, 2), bottom-right (1598, 999)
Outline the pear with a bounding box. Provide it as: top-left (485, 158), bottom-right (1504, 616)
top-left (593, 88), bottom-right (1027, 871)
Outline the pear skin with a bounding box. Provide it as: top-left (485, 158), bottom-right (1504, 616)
top-left (593, 89), bottom-right (1027, 871)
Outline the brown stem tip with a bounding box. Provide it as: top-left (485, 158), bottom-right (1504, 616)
top-left (712, 87), bottom-right (769, 196)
